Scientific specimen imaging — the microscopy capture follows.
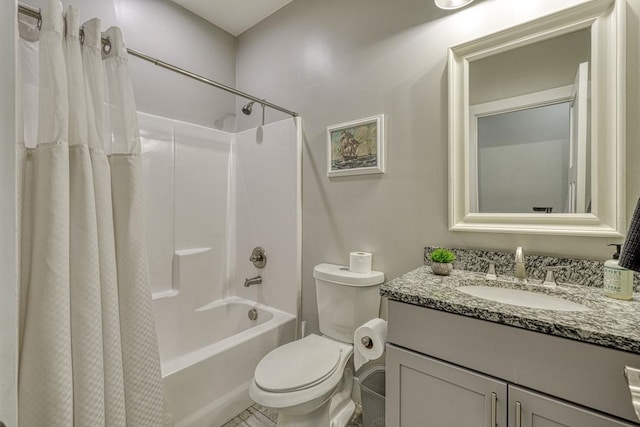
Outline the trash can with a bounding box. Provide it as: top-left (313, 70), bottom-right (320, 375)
top-left (359, 365), bottom-right (385, 427)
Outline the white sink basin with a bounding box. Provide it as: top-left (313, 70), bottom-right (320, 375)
top-left (456, 286), bottom-right (589, 312)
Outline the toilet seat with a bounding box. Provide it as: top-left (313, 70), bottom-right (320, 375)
top-left (255, 335), bottom-right (342, 392)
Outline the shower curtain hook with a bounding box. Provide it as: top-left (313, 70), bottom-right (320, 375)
top-left (261, 101), bottom-right (266, 126)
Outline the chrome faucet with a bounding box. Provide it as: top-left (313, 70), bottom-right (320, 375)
top-left (514, 246), bottom-right (526, 280)
top-left (244, 275), bottom-right (262, 287)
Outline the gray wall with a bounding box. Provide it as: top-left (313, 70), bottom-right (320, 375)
top-left (236, 0), bottom-right (640, 335)
top-left (27, 0), bottom-right (237, 130)
top-left (1, 3), bottom-right (17, 425)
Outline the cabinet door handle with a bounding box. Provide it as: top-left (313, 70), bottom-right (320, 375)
top-left (515, 401), bottom-right (522, 427)
top-left (491, 392), bottom-right (497, 427)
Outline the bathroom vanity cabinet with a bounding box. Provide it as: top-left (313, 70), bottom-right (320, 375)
top-left (386, 301), bottom-right (640, 427)
top-left (387, 345), bottom-right (507, 426)
top-left (388, 345), bottom-right (632, 426)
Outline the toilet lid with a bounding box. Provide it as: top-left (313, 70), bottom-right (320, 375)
top-left (254, 335), bottom-right (342, 392)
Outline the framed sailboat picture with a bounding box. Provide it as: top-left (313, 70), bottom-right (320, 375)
top-left (327, 114), bottom-right (385, 177)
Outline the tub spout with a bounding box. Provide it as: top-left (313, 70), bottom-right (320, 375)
top-left (244, 276), bottom-right (262, 287)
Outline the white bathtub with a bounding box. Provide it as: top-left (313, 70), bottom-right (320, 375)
top-left (159, 296), bottom-right (296, 427)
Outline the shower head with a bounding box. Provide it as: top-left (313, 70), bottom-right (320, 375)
top-left (241, 101), bottom-right (255, 115)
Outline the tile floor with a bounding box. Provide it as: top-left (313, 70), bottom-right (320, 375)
top-left (222, 403), bottom-right (363, 427)
top-left (221, 404), bottom-right (277, 427)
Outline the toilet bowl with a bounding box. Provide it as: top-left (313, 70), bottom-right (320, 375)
top-left (249, 334), bottom-right (355, 427)
top-left (249, 263), bottom-right (384, 427)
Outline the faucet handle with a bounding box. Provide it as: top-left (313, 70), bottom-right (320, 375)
top-left (543, 265), bottom-right (569, 286)
top-left (480, 257), bottom-right (497, 280)
top-left (249, 247), bottom-right (267, 268)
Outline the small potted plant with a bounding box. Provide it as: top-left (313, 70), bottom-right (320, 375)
top-left (430, 248), bottom-right (456, 276)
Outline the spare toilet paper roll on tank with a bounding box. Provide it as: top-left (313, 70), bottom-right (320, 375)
top-left (354, 318), bottom-right (387, 371)
top-left (350, 252), bottom-right (372, 273)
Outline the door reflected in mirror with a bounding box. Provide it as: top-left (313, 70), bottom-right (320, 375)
top-left (475, 102), bottom-right (574, 214)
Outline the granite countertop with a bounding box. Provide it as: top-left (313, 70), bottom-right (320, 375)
top-left (381, 266), bottom-right (640, 354)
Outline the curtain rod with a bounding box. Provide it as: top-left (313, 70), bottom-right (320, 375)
top-left (17, 3), bottom-right (299, 118)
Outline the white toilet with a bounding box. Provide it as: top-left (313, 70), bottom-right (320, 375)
top-left (249, 263), bottom-right (384, 427)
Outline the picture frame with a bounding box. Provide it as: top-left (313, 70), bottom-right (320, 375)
top-left (327, 114), bottom-right (385, 177)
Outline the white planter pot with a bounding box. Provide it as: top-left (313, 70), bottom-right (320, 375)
top-left (431, 262), bottom-right (453, 276)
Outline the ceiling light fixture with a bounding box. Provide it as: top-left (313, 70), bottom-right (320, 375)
top-left (435, 0), bottom-right (475, 10)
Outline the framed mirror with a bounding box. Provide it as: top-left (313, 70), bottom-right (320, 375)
top-left (448, 0), bottom-right (625, 236)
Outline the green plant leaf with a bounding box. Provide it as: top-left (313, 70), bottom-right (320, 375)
top-left (430, 248), bottom-right (456, 263)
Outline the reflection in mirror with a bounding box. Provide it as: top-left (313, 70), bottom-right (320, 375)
top-left (468, 29), bottom-right (591, 215)
top-left (475, 102), bottom-right (572, 213)
top-left (448, 0), bottom-right (625, 236)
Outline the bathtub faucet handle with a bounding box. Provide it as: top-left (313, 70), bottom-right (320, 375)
top-left (244, 276), bottom-right (262, 287)
top-left (249, 247), bottom-right (267, 268)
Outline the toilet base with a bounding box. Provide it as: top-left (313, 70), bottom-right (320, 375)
top-left (276, 400), bottom-right (355, 427)
top-left (278, 402), bottom-right (330, 427)
top-left (275, 368), bottom-right (356, 427)
top-left (329, 400), bottom-right (355, 427)
top-left (328, 368), bottom-right (356, 427)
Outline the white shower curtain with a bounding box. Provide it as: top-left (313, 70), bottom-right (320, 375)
top-left (18, 1), bottom-right (165, 425)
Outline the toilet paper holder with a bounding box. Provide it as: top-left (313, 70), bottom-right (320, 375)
top-left (354, 319), bottom-right (387, 372)
top-left (361, 336), bottom-right (374, 349)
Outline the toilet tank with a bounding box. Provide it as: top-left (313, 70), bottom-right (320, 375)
top-left (313, 263), bottom-right (384, 343)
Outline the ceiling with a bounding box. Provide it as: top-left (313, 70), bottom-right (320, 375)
top-left (171, 0), bottom-right (296, 36)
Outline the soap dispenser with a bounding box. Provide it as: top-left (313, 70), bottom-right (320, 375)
top-left (604, 243), bottom-right (634, 300)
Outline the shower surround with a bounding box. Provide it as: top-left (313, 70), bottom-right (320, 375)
top-left (139, 113), bottom-right (301, 426)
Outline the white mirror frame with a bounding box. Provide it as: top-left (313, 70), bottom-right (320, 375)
top-left (448, 0), bottom-right (625, 236)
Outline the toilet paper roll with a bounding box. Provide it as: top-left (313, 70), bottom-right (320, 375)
top-left (354, 318), bottom-right (387, 371)
top-left (350, 252), bottom-right (372, 274)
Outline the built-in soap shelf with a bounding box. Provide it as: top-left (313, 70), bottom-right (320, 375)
top-left (150, 247), bottom-right (215, 300)
top-left (175, 247), bottom-right (214, 257)
top-left (151, 288), bottom-right (179, 300)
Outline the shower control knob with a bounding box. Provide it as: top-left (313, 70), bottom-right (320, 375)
top-left (249, 247), bottom-right (267, 268)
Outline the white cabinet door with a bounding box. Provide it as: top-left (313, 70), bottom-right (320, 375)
top-left (387, 344), bottom-right (508, 427)
top-left (509, 385), bottom-right (637, 427)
